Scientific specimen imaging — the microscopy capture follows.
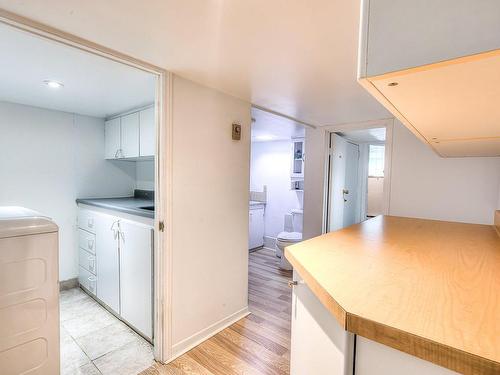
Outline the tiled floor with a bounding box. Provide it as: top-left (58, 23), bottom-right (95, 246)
top-left (60, 287), bottom-right (154, 375)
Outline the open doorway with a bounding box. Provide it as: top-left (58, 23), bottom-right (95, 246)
top-left (326, 126), bottom-right (389, 232)
top-left (244, 106), bottom-right (309, 366)
top-left (0, 19), bottom-right (165, 374)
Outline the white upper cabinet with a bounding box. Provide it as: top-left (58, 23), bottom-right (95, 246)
top-left (139, 107), bottom-right (155, 157)
top-left (105, 105), bottom-right (155, 160)
top-left (120, 112), bottom-right (140, 158)
top-left (104, 118), bottom-right (121, 159)
top-left (358, 0), bottom-right (500, 157)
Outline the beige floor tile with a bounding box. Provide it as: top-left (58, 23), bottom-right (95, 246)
top-left (93, 339), bottom-right (154, 375)
top-left (76, 321), bottom-right (141, 360)
top-left (60, 336), bottom-right (90, 371)
top-left (62, 305), bottom-right (116, 338)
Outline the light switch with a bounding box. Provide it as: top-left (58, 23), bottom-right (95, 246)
top-left (232, 123), bottom-right (241, 140)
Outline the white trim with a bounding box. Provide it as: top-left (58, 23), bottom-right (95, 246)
top-left (0, 11), bottom-right (172, 364)
top-left (171, 307), bottom-right (250, 360)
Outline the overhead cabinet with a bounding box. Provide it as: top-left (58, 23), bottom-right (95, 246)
top-left (358, 0), bottom-right (500, 157)
top-left (105, 106), bottom-right (155, 159)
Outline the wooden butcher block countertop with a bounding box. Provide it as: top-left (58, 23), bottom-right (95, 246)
top-left (285, 215), bottom-right (500, 375)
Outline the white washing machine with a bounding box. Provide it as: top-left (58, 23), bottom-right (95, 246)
top-left (0, 207), bottom-right (59, 375)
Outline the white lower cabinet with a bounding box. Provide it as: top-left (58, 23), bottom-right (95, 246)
top-left (290, 271), bottom-right (459, 375)
top-left (249, 206), bottom-right (264, 249)
top-left (119, 220), bottom-right (153, 339)
top-left (290, 272), bottom-right (354, 375)
top-left (94, 212), bottom-right (120, 313)
top-left (77, 207), bottom-right (153, 341)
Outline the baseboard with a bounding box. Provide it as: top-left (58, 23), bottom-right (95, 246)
top-left (59, 278), bottom-right (78, 291)
top-left (170, 306), bottom-right (250, 360)
top-left (263, 236), bottom-right (276, 250)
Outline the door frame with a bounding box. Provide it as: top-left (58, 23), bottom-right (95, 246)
top-left (0, 9), bottom-right (174, 363)
top-left (322, 118), bottom-right (394, 234)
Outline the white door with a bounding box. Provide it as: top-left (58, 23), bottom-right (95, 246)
top-left (139, 107), bottom-right (155, 157)
top-left (249, 207), bottom-right (264, 249)
top-left (104, 118), bottom-right (121, 159)
top-left (119, 220), bottom-right (153, 340)
top-left (120, 112), bottom-right (140, 158)
top-left (328, 134), bottom-right (347, 232)
top-left (95, 212), bottom-right (120, 313)
top-left (343, 142), bottom-right (359, 227)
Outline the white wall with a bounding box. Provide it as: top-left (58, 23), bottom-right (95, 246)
top-left (0, 102), bottom-right (137, 281)
top-left (136, 160), bottom-right (155, 190)
top-left (250, 140), bottom-right (303, 238)
top-left (304, 120), bottom-right (500, 238)
top-left (389, 122), bottom-right (500, 224)
top-left (170, 76), bottom-right (251, 355)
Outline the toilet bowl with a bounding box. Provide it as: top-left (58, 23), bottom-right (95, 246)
top-left (275, 209), bottom-right (303, 270)
top-left (275, 231), bottom-right (302, 270)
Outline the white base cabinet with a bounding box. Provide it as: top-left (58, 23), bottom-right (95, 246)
top-left (290, 272), bottom-right (354, 375)
top-left (119, 220), bottom-right (153, 340)
top-left (249, 206), bottom-right (264, 249)
top-left (77, 207), bottom-right (153, 341)
top-left (290, 271), bottom-right (460, 375)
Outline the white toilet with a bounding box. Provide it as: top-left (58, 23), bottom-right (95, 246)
top-left (275, 209), bottom-right (303, 270)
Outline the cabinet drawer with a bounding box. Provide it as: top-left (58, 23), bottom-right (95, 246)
top-left (78, 209), bottom-right (97, 234)
top-left (79, 248), bottom-right (96, 275)
top-left (79, 266), bottom-right (97, 296)
top-left (78, 229), bottom-right (96, 255)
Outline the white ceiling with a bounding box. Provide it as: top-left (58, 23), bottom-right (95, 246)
top-left (0, 22), bottom-right (155, 118)
top-left (0, 0), bottom-right (390, 126)
top-left (338, 127), bottom-right (386, 143)
top-left (251, 107), bottom-right (305, 142)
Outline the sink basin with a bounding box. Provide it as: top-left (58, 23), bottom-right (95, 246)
top-left (139, 205), bottom-right (155, 211)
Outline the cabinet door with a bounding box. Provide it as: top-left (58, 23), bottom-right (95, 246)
top-left (95, 212), bottom-right (120, 313)
top-left (120, 112), bottom-right (140, 158)
top-left (139, 107), bottom-right (155, 157)
top-left (119, 220), bottom-right (153, 340)
top-left (104, 118), bottom-right (121, 159)
top-left (290, 272), bottom-right (354, 375)
top-left (249, 208), bottom-right (264, 249)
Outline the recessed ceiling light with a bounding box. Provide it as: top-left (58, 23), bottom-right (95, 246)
top-left (388, 82), bottom-right (398, 87)
top-left (43, 80), bottom-right (64, 89)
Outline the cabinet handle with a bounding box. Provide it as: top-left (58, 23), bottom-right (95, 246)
top-left (87, 239), bottom-right (94, 250)
top-left (115, 149), bottom-right (120, 158)
top-left (88, 256), bottom-right (95, 272)
top-left (87, 218), bottom-right (94, 228)
top-left (288, 280), bottom-right (298, 288)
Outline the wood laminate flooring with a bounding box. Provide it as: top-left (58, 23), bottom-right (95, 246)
top-left (142, 248), bottom-right (293, 375)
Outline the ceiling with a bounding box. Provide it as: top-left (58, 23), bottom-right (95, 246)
top-left (0, 22), bottom-right (155, 118)
top-left (0, 0), bottom-right (390, 126)
top-left (338, 127), bottom-right (386, 143)
top-left (251, 107), bottom-right (305, 142)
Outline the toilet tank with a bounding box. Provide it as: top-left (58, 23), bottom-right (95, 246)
top-left (291, 209), bottom-right (303, 234)
top-left (0, 207), bottom-right (59, 375)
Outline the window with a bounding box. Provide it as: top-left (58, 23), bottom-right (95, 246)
top-left (368, 145), bottom-right (385, 177)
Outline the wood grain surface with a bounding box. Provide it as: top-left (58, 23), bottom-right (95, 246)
top-left (141, 248), bottom-right (292, 374)
top-left (285, 215), bottom-right (500, 375)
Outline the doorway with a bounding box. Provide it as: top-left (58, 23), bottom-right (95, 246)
top-left (0, 12), bottom-right (169, 374)
top-left (326, 126), bottom-right (390, 232)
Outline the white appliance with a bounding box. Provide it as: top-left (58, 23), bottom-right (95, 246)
top-left (275, 209), bottom-right (303, 270)
top-left (0, 206), bottom-right (59, 375)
